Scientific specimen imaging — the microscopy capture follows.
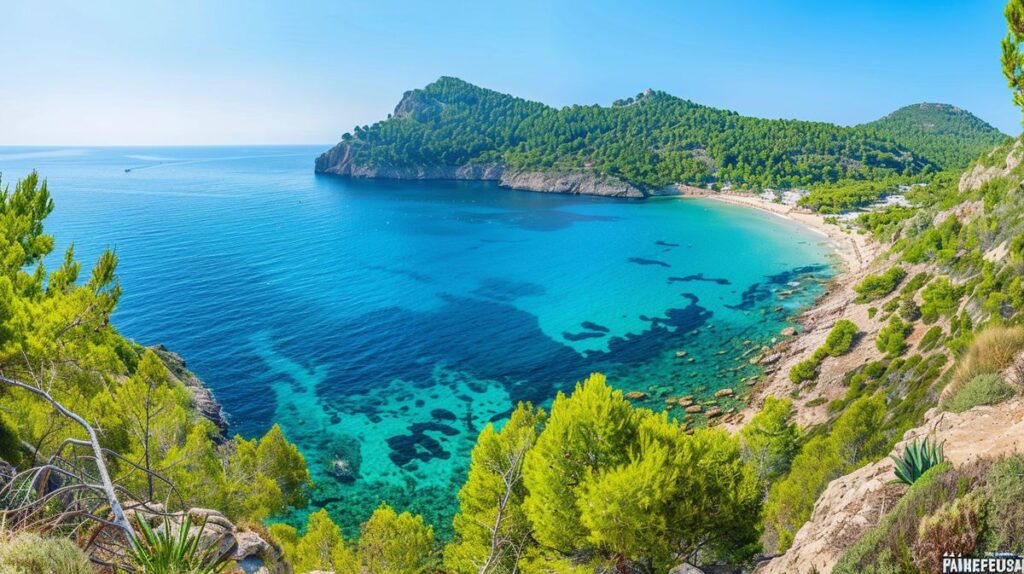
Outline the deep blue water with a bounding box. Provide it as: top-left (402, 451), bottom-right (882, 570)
top-left (0, 146), bottom-right (834, 535)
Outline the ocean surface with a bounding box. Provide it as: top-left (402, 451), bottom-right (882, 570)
top-left (0, 146), bottom-right (834, 535)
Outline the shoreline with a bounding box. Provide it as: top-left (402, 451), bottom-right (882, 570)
top-left (682, 190), bottom-right (872, 276)
top-left (678, 190), bottom-right (883, 430)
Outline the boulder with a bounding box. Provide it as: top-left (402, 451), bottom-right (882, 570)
top-left (685, 405), bottom-right (703, 414)
top-left (625, 391), bottom-right (648, 400)
top-left (714, 388), bottom-right (734, 398)
top-left (0, 459), bottom-right (16, 487)
top-left (670, 563), bottom-right (706, 574)
top-left (780, 327), bottom-right (797, 336)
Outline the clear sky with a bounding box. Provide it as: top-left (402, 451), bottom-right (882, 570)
top-left (1, 0), bottom-right (1019, 145)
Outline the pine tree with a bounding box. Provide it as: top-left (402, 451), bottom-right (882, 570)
top-left (521, 373), bottom-right (638, 552)
top-left (445, 402), bottom-right (544, 574)
top-left (357, 504), bottom-right (435, 573)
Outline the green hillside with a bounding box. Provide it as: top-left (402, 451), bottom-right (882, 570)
top-left (320, 77), bottom-right (1001, 192)
top-left (864, 102), bottom-right (1008, 169)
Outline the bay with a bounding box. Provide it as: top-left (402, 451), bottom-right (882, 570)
top-left (0, 146), bottom-right (833, 534)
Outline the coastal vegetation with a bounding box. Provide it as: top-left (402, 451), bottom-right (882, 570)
top-left (854, 267), bottom-right (907, 302)
top-left (318, 78), bottom-right (1004, 194)
top-left (8, 2), bottom-right (1024, 573)
top-left (863, 103), bottom-right (1009, 169)
top-left (788, 319), bottom-right (859, 383)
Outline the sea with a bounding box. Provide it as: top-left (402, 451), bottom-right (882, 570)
top-left (0, 146), bottom-right (834, 536)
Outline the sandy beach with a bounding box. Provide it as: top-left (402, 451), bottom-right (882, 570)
top-left (675, 189), bottom-right (888, 430)
top-left (685, 191), bottom-right (874, 275)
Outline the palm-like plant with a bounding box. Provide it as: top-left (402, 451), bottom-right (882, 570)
top-left (127, 511), bottom-right (233, 574)
top-left (891, 437), bottom-right (945, 485)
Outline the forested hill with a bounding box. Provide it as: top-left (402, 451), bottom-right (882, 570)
top-left (315, 77), bottom-right (1000, 193)
top-left (862, 103), bottom-right (1008, 169)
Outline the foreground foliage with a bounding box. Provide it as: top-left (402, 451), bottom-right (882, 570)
top-left (0, 530), bottom-right (96, 574)
top-left (128, 512), bottom-right (232, 574)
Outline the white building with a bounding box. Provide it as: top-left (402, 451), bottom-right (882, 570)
top-left (780, 189), bottom-right (810, 206)
top-left (837, 211), bottom-right (866, 222)
top-left (873, 194), bottom-right (913, 209)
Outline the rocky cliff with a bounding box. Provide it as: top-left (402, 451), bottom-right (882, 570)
top-left (314, 140), bottom-right (644, 198)
top-left (150, 344), bottom-right (229, 439)
top-left (756, 393), bottom-right (1024, 574)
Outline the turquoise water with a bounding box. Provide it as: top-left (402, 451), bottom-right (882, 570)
top-left (0, 146), bottom-right (833, 535)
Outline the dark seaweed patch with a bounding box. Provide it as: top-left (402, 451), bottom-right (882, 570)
top-left (580, 321), bottom-right (610, 333)
top-left (563, 331), bottom-right (605, 341)
top-left (668, 273), bottom-right (731, 286)
top-left (431, 408), bottom-right (457, 421)
top-left (471, 277), bottom-right (545, 302)
top-left (386, 422), bottom-right (459, 467)
top-left (628, 257), bottom-right (672, 268)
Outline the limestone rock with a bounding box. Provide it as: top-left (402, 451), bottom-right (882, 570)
top-left (150, 345), bottom-right (229, 438)
top-left (757, 398), bottom-right (1024, 574)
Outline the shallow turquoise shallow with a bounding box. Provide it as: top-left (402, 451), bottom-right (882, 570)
top-left (0, 146), bottom-right (833, 535)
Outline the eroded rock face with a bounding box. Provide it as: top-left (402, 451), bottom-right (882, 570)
top-left (498, 170), bottom-right (644, 198)
top-left (313, 142), bottom-right (645, 198)
top-left (314, 142), bottom-right (506, 182)
top-left (150, 345), bottom-right (229, 438)
top-left (132, 504), bottom-right (286, 574)
top-left (959, 139), bottom-right (1023, 192)
top-left (756, 398), bottom-right (1024, 574)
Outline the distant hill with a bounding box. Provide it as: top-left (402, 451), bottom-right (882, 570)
top-left (863, 103), bottom-right (1008, 170)
top-left (316, 77), bottom-right (995, 194)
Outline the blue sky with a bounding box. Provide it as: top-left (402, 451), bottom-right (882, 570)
top-left (1, 0), bottom-right (1018, 145)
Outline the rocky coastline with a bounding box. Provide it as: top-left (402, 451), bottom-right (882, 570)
top-left (314, 142), bottom-right (644, 198)
top-left (150, 344), bottom-right (229, 439)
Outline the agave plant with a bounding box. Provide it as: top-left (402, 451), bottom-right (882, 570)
top-left (891, 437), bottom-right (945, 485)
top-left (127, 511), bottom-right (233, 574)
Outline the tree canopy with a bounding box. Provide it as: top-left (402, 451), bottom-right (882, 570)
top-left (324, 77), bottom-right (1002, 192)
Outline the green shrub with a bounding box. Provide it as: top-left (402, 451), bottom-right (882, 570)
top-left (982, 455), bottom-right (1024, 554)
top-left (823, 320), bottom-right (859, 357)
top-left (765, 395), bottom-right (888, 553)
top-left (877, 317), bottom-right (911, 357)
top-left (920, 277), bottom-right (962, 324)
top-left (918, 326), bottom-right (943, 352)
top-left (891, 438), bottom-right (945, 485)
top-left (913, 496), bottom-right (983, 574)
top-left (0, 531), bottom-right (96, 574)
top-left (789, 357), bottom-right (819, 383)
top-left (943, 374), bottom-right (1016, 413)
top-left (864, 360), bottom-right (888, 378)
top-left (835, 461), bottom-right (990, 574)
top-left (945, 325), bottom-right (1024, 402)
top-left (868, 307), bottom-right (878, 319)
top-left (855, 268), bottom-right (907, 303)
top-left (900, 272), bottom-right (931, 297)
top-left (898, 297), bottom-right (921, 321)
top-left (740, 396), bottom-right (801, 487)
